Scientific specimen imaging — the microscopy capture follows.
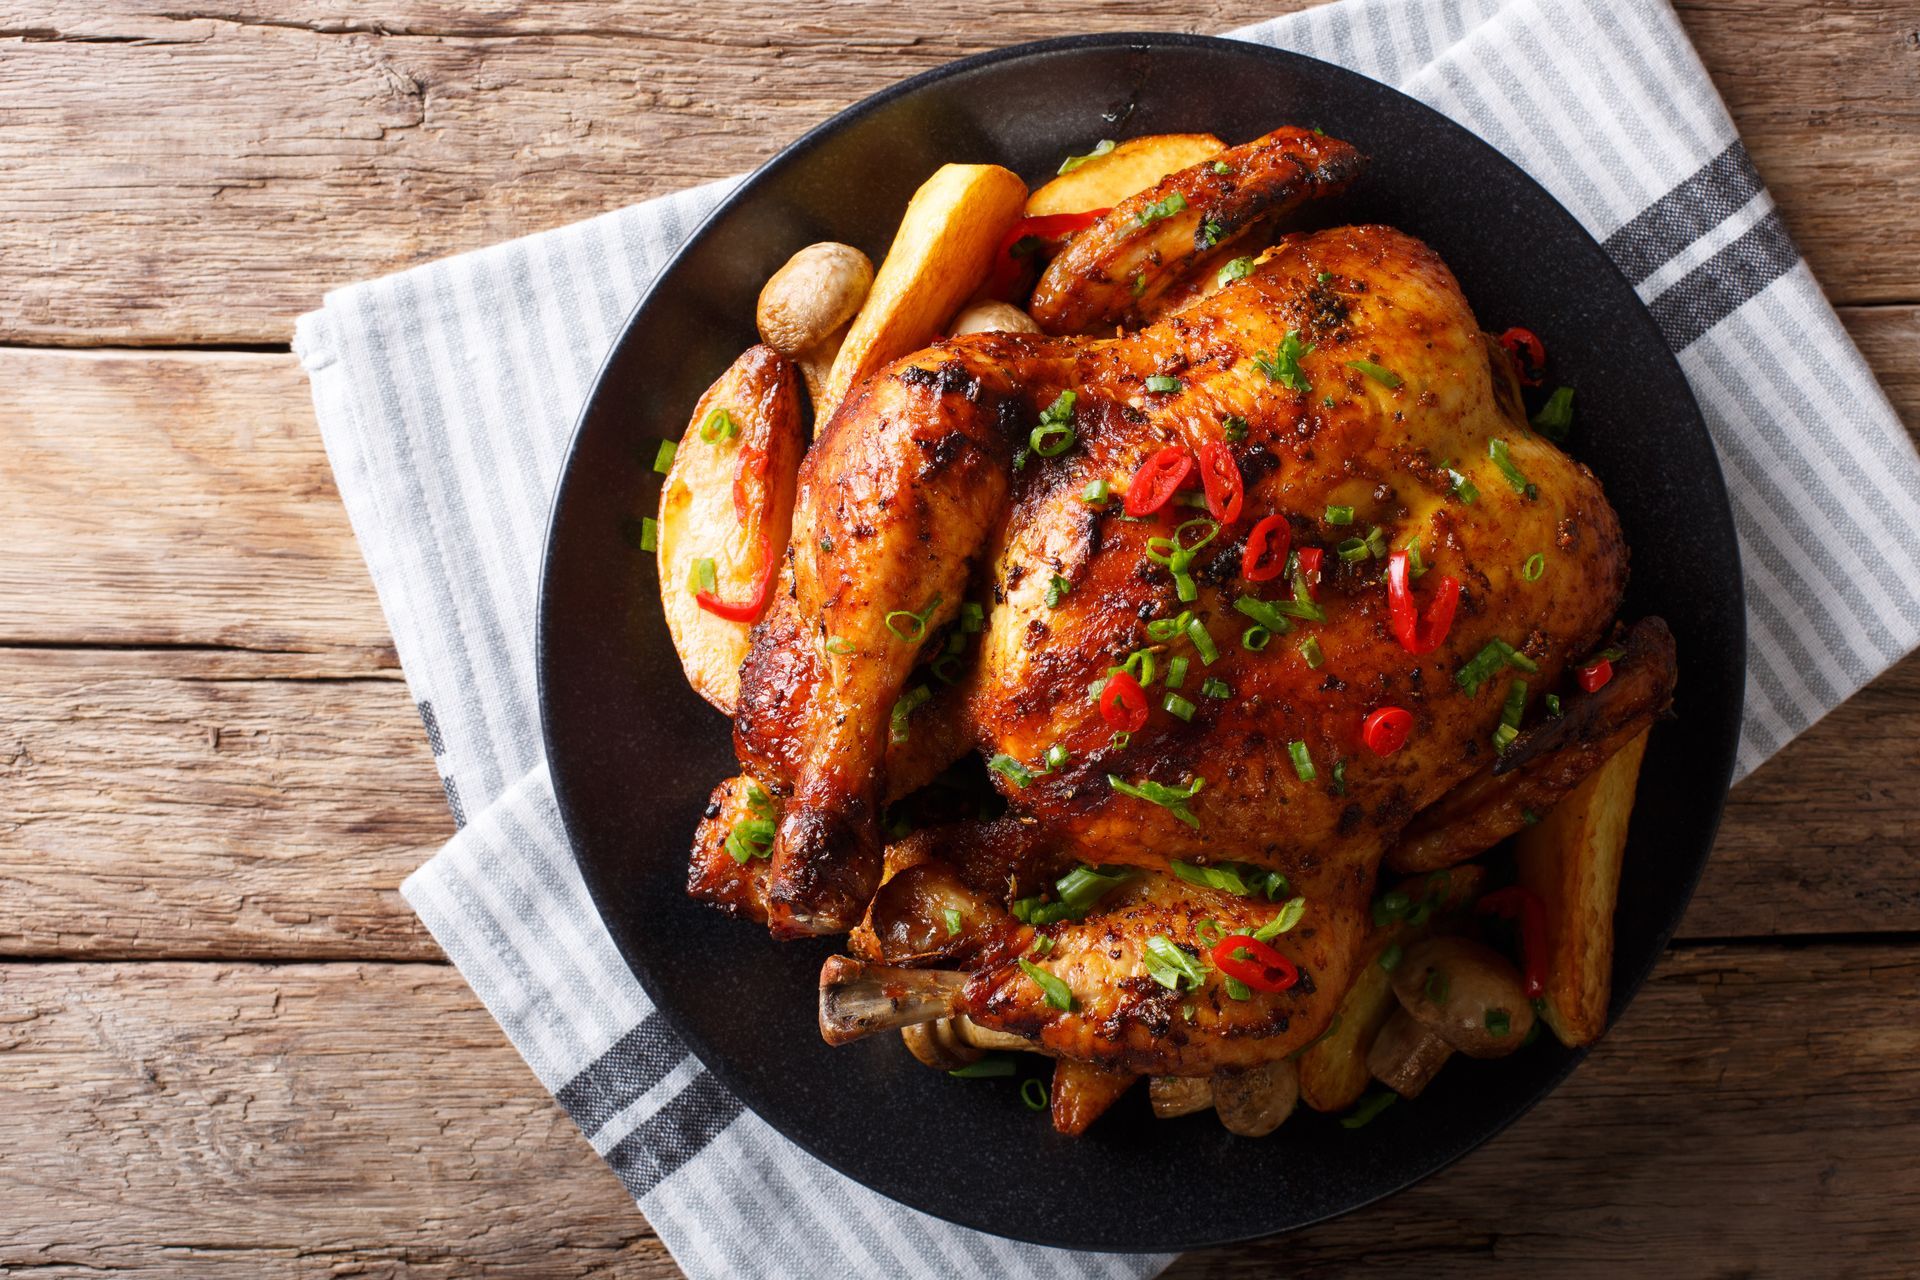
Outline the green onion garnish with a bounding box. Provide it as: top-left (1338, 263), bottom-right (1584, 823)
top-left (1082, 478), bottom-right (1110, 504)
top-left (1146, 611), bottom-right (1190, 642)
top-left (1109, 730), bottom-right (1132, 750)
top-left (1331, 758), bottom-right (1347, 796)
top-left (1441, 460), bottom-right (1479, 504)
top-left (651, 439), bottom-right (677, 473)
top-left (1545, 692), bottom-right (1564, 717)
top-left (1288, 739), bottom-right (1316, 782)
top-left (1170, 860), bottom-right (1289, 899)
top-left (1455, 638), bottom-right (1537, 696)
top-left (1143, 936), bottom-right (1209, 991)
top-left (1018, 957), bottom-right (1074, 1011)
top-left (1325, 504), bottom-right (1356, 525)
top-left (1045, 574), bottom-right (1071, 608)
top-left (1198, 218), bottom-right (1224, 249)
top-left (1119, 647), bottom-right (1158, 688)
top-left (1136, 191), bottom-right (1188, 226)
top-left (638, 516), bottom-right (658, 552)
top-left (1030, 390), bottom-right (1077, 457)
top-left (1253, 896), bottom-right (1306, 942)
top-left (943, 907), bottom-right (963, 937)
top-left (1403, 536), bottom-right (1428, 579)
top-left (1531, 386), bottom-right (1575, 442)
top-left (1233, 595), bottom-right (1296, 635)
top-left (1523, 552), bottom-right (1546, 581)
top-left (824, 637), bottom-right (853, 655)
top-left (1242, 625), bottom-right (1272, 651)
top-left (1057, 139), bottom-right (1115, 174)
top-left (1195, 918), bottom-right (1224, 944)
top-left (1045, 743), bottom-right (1070, 772)
top-left (1223, 977), bottom-right (1253, 1001)
top-left (1486, 1008), bottom-right (1512, 1037)
top-left (889, 684), bottom-right (931, 744)
top-left (989, 753), bottom-right (1034, 789)
top-left (1144, 375), bottom-right (1181, 393)
top-left (1222, 414), bottom-right (1250, 442)
top-left (1030, 935), bottom-right (1054, 956)
top-left (1166, 654), bottom-right (1189, 690)
top-left (1056, 865), bottom-right (1129, 912)
top-left (1340, 1089), bottom-right (1398, 1129)
top-left (1488, 438), bottom-right (1538, 499)
top-left (960, 601), bottom-right (985, 633)
top-left (1107, 773), bottom-right (1205, 828)
top-left (1252, 330), bottom-right (1314, 392)
top-left (1163, 692), bottom-right (1196, 722)
top-left (1425, 968), bottom-right (1451, 1004)
top-left (1379, 942), bottom-right (1404, 972)
top-left (1020, 1077), bottom-right (1050, 1111)
top-left (1299, 635), bottom-right (1324, 669)
top-left (1336, 536), bottom-right (1370, 562)
top-left (1346, 358), bottom-right (1403, 389)
top-left (948, 1056), bottom-right (1016, 1079)
top-left (698, 407), bottom-right (740, 443)
top-left (1494, 678), bottom-right (1528, 753)
top-left (1364, 525), bottom-right (1388, 558)
top-left (1131, 273), bottom-right (1148, 299)
top-left (725, 815), bottom-right (776, 864)
top-left (1216, 256), bottom-right (1256, 286)
top-left (689, 556), bottom-right (718, 596)
top-left (883, 592), bottom-right (943, 644)
top-left (1185, 617), bottom-right (1220, 665)
top-left (1212, 161), bottom-right (1234, 175)
top-left (1201, 676), bottom-right (1231, 699)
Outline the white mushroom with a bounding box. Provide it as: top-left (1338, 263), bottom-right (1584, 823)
top-left (757, 243), bottom-right (873, 413)
top-left (1366, 935), bottom-right (1536, 1098)
top-left (945, 299), bottom-right (1043, 337)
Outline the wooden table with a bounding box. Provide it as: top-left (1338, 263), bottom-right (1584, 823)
top-left (4, 2), bottom-right (1917, 1274)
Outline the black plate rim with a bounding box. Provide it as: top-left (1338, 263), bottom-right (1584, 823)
top-left (538, 30), bottom-right (1745, 1253)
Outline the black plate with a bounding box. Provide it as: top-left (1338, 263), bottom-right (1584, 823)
top-left (539, 33), bottom-right (1744, 1253)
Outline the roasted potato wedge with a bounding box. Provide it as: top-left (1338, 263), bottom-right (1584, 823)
top-left (1514, 729), bottom-right (1651, 1047)
top-left (1025, 133), bottom-right (1226, 216)
top-left (1050, 1060), bottom-right (1138, 1136)
top-left (1298, 865), bottom-right (1485, 1112)
top-left (821, 163), bottom-right (1027, 420)
top-left (656, 345), bottom-right (803, 714)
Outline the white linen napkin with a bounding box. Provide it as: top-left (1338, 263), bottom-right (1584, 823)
top-left (294, 1), bottom-right (1920, 1274)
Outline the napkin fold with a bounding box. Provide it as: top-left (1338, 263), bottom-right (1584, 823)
top-left (295, 1), bottom-right (1920, 1274)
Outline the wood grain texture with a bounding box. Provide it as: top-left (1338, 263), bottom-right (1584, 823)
top-left (1, 947), bottom-right (1913, 1277)
top-left (1, 0), bottom-right (1916, 344)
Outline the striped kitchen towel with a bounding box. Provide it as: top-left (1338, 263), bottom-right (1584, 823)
top-left (293, 0), bottom-right (1920, 1275)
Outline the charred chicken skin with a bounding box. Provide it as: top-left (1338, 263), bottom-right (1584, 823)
top-left (689, 128), bottom-right (1664, 1094)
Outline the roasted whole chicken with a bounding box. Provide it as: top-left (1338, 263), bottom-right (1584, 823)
top-left (660, 126), bottom-right (1677, 1136)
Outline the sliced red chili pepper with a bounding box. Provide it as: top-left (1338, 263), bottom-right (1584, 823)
top-left (1362, 706), bottom-right (1414, 756)
top-left (1295, 547), bottom-right (1324, 588)
top-left (695, 530), bottom-right (778, 623)
top-left (1477, 886), bottom-right (1548, 999)
top-left (1497, 326), bottom-right (1546, 387)
top-left (1575, 658), bottom-right (1613, 692)
top-left (1197, 441), bottom-right (1245, 525)
top-left (1097, 669), bottom-right (1150, 733)
top-left (1385, 549), bottom-right (1461, 656)
top-left (1123, 446), bottom-right (1193, 517)
top-left (1210, 934), bottom-right (1300, 993)
top-left (982, 209), bottom-right (1112, 300)
top-left (1241, 514), bottom-right (1292, 582)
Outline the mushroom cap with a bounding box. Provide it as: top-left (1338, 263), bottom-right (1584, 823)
top-left (756, 242), bottom-right (873, 356)
top-left (1388, 935), bottom-right (1535, 1058)
top-left (946, 300), bottom-right (1042, 336)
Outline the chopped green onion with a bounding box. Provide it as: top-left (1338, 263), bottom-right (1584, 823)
top-left (1523, 552), bottom-right (1546, 581)
top-left (1056, 865), bottom-right (1129, 913)
top-left (1107, 773), bottom-right (1205, 828)
top-left (1108, 730), bottom-right (1132, 750)
top-left (1212, 160), bottom-right (1234, 175)
top-left (1532, 386), bottom-right (1575, 442)
top-left (1144, 374), bottom-right (1181, 393)
top-left (884, 593), bottom-right (943, 644)
top-left (1163, 692), bottom-right (1196, 722)
top-left (651, 438), bottom-right (677, 473)
top-left (1174, 573), bottom-right (1199, 603)
top-left (1185, 617), bottom-right (1220, 666)
top-left (698, 407), bottom-right (739, 443)
top-left (1057, 139), bottom-right (1115, 174)
top-left (1253, 896), bottom-right (1307, 942)
top-left (1045, 743), bottom-right (1070, 772)
top-left (1402, 536), bottom-right (1428, 579)
top-left (1379, 942), bottom-right (1404, 972)
top-left (1045, 574), bottom-right (1071, 608)
top-left (1494, 678), bottom-right (1529, 753)
top-left (1364, 525), bottom-right (1388, 558)
top-left (1143, 936), bottom-right (1209, 991)
top-left (1136, 191), bottom-right (1187, 226)
top-left (1441, 459), bottom-right (1479, 505)
top-left (1030, 390), bottom-right (1078, 458)
top-left (1166, 654), bottom-right (1190, 690)
top-left (1195, 917), bottom-right (1224, 944)
top-left (637, 516), bottom-right (658, 552)
top-left (1252, 330), bottom-right (1314, 392)
top-left (1424, 968), bottom-right (1451, 1004)
top-left (1488, 438), bottom-right (1538, 499)
top-left (725, 815), bottom-right (775, 864)
top-left (1596, 644), bottom-right (1627, 661)
top-left (1082, 478), bottom-right (1110, 505)
top-left (1456, 638), bottom-right (1537, 696)
top-left (1119, 647), bottom-right (1158, 689)
top-left (1486, 1008), bottom-right (1512, 1037)
top-left (824, 637), bottom-right (853, 656)
top-left (942, 907), bottom-right (963, 937)
top-left (989, 753), bottom-right (1034, 789)
top-left (1545, 693), bottom-right (1564, 717)
top-left (1201, 676), bottom-right (1231, 700)
top-left (889, 684), bottom-right (931, 744)
top-left (1030, 934), bottom-right (1054, 956)
top-left (1018, 957), bottom-right (1074, 1011)
top-left (960, 601), bottom-right (985, 633)
top-left (1147, 610), bottom-right (1193, 643)
top-left (948, 1056), bottom-right (1016, 1079)
top-left (1233, 595), bottom-right (1296, 635)
top-left (1198, 218), bottom-right (1224, 249)
top-left (1242, 624), bottom-right (1272, 650)
top-left (1340, 1089), bottom-right (1398, 1129)
top-left (1287, 563), bottom-right (1328, 622)
top-left (1131, 273), bottom-right (1148, 298)
top-left (1020, 1077), bottom-right (1050, 1111)
top-left (1169, 860), bottom-right (1289, 900)
top-left (688, 556), bottom-right (718, 596)
top-left (1336, 536), bottom-right (1370, 562)
top-left (1325, 504), bottom-right (1356, 525)
top-left (1288, 739), bottom-right (1317, 782)
top-left (1222, 414), bottom-right (1249, 442)
top-left (1331, 758), bottom-right (1347, 796)
top-left (1299, 636), bottom-right (1325, 669)
top-left (1222, 976), bottom-right (1253, 1001)
top-left (1216, 256), bottom-right (1256, 286)
top-left (1346, 358), bottom-right (1403, 389)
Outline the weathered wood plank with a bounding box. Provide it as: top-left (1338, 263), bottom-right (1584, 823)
top-left (2, 946), bottom-right (1913, 1277)
top-left (0, 349), bottom-right (393, 657)
top-left (4, 645), bottom-right (1916, 959)
top-left (1, 0), bottom-right (1915, 344)
top-left (0, 648), bottom-right (445, 960)
top-left (0, 962), bottom-right (675, 1277)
